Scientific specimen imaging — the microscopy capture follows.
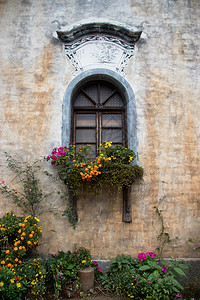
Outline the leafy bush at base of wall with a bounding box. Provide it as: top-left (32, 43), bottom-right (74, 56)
top-left (101, 253), bottom-right (189, 300)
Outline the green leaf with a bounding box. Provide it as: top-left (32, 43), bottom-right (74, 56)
top-left (139, 265), bottom-right (151, 271)
top-left (173, 267), bottom-right (186, 276)
top-left (172, 278), bottom-right (184, 290)
top-left (177, 263), bottom-right (189, 269)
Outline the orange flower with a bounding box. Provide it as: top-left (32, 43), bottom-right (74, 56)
top-left (29, 234), bottom-right (33, 238)
top-left (15, 258), bottom-right (18, 262)
top-left (6, 250), bottom-right (9, 254)
top-left (14, 247), bottom-right (18, 251)
top-left (18, 229), bottom-right (21, 233)
top-left (27, 241), bottom-right (32, 245)
top-left (21, 237), bottom-right (24, 240)
top-left (1, 260), bottom-right (5, 265)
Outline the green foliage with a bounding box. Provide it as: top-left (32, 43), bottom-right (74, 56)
top-left (101, 252), bottom-right (188, 299)
top-left (16, 258), bottom-right (46, 298)
top-left (46, 143), bottom-right (143, 228)
top-left (109, 254), bottom-right (137, 272)
top-left (70, 246), bottom-right (92, 269)
top-left (61, 192), bottom-right (78, 230)
top-left (42, 247), bottom-right (102, 298)
top-left (0, 266), bottom-right (25, 300)
top-left (46, 142), bottom-right (143, 196)
top-left (0, 153), bottom-right (53, 217)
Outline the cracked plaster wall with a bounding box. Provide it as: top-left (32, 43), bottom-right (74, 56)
top-left (0, 0), bottom-right (200, 259)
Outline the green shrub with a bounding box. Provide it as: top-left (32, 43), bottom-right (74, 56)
top-left (16, 258), bottom-right (46, 298)
top-left (0, 266), bottom-right (25, 300)
top-left (101, 252), bottom-right (188, 299)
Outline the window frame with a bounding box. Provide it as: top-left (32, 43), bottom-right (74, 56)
top-left (71, 80), bottom-right (127, 153)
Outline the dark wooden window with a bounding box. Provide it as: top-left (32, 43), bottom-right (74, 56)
top-left (71, 80), bottom-right (127, 154)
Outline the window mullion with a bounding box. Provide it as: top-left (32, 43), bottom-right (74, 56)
top-left (96, 112), bottom-right (99, 153)
top-left (99, 112), bottom-right (102, 150)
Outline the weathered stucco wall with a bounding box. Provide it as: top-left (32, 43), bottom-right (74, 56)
top-left (0, 0), bottom-right (199, 260)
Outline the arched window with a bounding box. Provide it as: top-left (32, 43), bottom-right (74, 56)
top-left (71, 80), bottom-right (127, 155)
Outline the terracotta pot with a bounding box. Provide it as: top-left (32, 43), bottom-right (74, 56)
top-left (78, 266), bottom-right (94, 291)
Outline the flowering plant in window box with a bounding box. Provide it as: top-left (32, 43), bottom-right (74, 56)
top-left (46, 142), bottom-right (143, 195)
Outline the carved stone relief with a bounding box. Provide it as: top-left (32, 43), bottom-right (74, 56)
top-left (56, 21), bottom-right (142, 76)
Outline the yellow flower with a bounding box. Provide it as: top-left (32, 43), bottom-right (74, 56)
top-left (82, 260), bottom-right (86, 264)
top-left (35, 217), bottom-right (40, 222)
top-left (10, 279), bottom-right (15, 283)
top-left (0, 282), bottom-right (4, 287)
top-left (16, 282), bottom-right (21, 288)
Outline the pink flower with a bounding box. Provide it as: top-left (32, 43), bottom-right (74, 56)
top-left (176, 294), bottom-right (182, 298)
top-left (97, 268), bottom-right (101, 272)
top-left (138, 253), bottom-right (146, 262)
top-left (1, 180), bottom-right (5, 184)
top-left (46, 156), bottom-right (50, 161)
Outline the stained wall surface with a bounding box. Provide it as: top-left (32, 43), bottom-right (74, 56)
top-left (0, 0), bottom-right (199, 259)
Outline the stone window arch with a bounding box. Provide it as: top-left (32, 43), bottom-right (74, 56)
top-left (62, 69), bottom-right (138, 160)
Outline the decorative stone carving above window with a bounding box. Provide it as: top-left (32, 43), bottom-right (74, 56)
top-left (55, 19), bottom-right (142, 75)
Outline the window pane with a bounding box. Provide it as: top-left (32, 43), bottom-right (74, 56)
top-left (102, 114), bottom-right (122, 127)
top-left (104, 92), bottom-right (124, 107)
top-left (74, 93), bottom-right (95, 106)
top-left (83, 84), bottom-right (98, 104)
top-left (100, 84), bottom-right (114, 104)
top-left (76, 114), bottom-right (96, 127)
top-left (102, 128), bottom-right (122, 143)
top-left (76, 129), bottom-right (96, 143)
